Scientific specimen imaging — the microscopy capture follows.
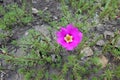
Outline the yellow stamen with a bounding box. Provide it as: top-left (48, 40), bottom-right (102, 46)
top-left (64, 34), bottom-right (73, 43)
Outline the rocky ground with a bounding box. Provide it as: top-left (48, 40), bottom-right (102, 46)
top-left (0, 0), bottom-right (120, 80)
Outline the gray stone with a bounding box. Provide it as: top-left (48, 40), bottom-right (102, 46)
top-left (96, 24), bottom-right (104, 32)
top-left (99, 55), bottom-right (108, 68)
top-left (46, 0), bottom-right (50, 2)
top-left (115, 38), bottom-right (120, 48)
top-left (50, 28), bottom-right (57, 41)
top-left (108, 20), bottom-right (117, 25)
top-left (33, 25), bottom-right (51, 39)
top-left (104, 31), bottom-right (114, 39)
top-left (53, 16), bottom-right (58, 20)
top-left (51, 54), bottom-right (56, 62)
top-left (93, 13), bottom-right (99, 24)
top-left (93, 33), bottom-right (102, 41)
top-left (32, 7), bottom-right (39, 14)
top-left (14, 48), bottom-right (26, 57)
top-left (96, 40), bottom-right (105, 46)
top-left (5, 72), bottom-right (24, 80)
top-left (0, 71), bottom-right (6, 80)
top-left (24, 31), bottom-right (29, 36)
top-left (105, 25), bottom-right (113, 31)
top-left (81, 47), bottom-right (93, 57)
top-left (0, 29), bottom-right (2, 33)
top-left (92, 46), bottom-right (102, 54)
top-left (32, 0), bottom-right (37, 3)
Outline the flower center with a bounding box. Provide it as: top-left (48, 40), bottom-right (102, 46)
top-left (64, 34), bottom-right (73, 43)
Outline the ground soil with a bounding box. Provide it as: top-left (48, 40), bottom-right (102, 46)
top-left (0, 0), bottom-right (120, 80)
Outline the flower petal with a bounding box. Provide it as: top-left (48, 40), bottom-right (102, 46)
top-left (56, 27), bottom-right (67, 38)
top-left (56, 23), bottom-right (83, 51)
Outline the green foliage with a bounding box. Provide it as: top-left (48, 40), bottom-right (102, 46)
top-left (100, 0), bottom-right (119, 19)
top-left (112, 48), bottom-right (120, 57)
top-left (0, 5), bottom-right (5, 15)
top-left (1, 3), bottom-right (32, 28)
top-left (92, 77), bottom-right (98, 80)
top-left (103, 32), bottom-right (120, 58)
top-left (18, 29), bottom-right (51, 60)
top-left (20, 15), bottom-right (32, 24)
top-left (38, 10), bottom-right (52, 23)
top-left (0, 3), bottom-right (33, 43)
top-left (61, 0), bottom-right (119, 20)
top-left (24, 72), bottom-right (32, 80)
top-left (90, 57), bottom-right (100, 65)
top-left (114, 66), bottom-right (120, 79)
top-left (0, 0), bottom-right (119, 80)
top-left (73, 63), bottom-right (85, 80)
top-left (104, 69), bottom-right (113, 80)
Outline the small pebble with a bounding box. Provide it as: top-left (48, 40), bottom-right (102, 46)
top-left (104, 31), bottom-right (114, 39)
top-left (81, 47), bottom-right (93, 57)
top-left (96, 40), bottom-right (105, 46)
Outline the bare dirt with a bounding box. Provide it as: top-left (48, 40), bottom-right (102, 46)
top-left (0, 0), bottom-right (120, 80)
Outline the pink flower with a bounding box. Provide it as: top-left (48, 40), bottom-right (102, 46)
top-left (56, 24), bottom-right (83, 50)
